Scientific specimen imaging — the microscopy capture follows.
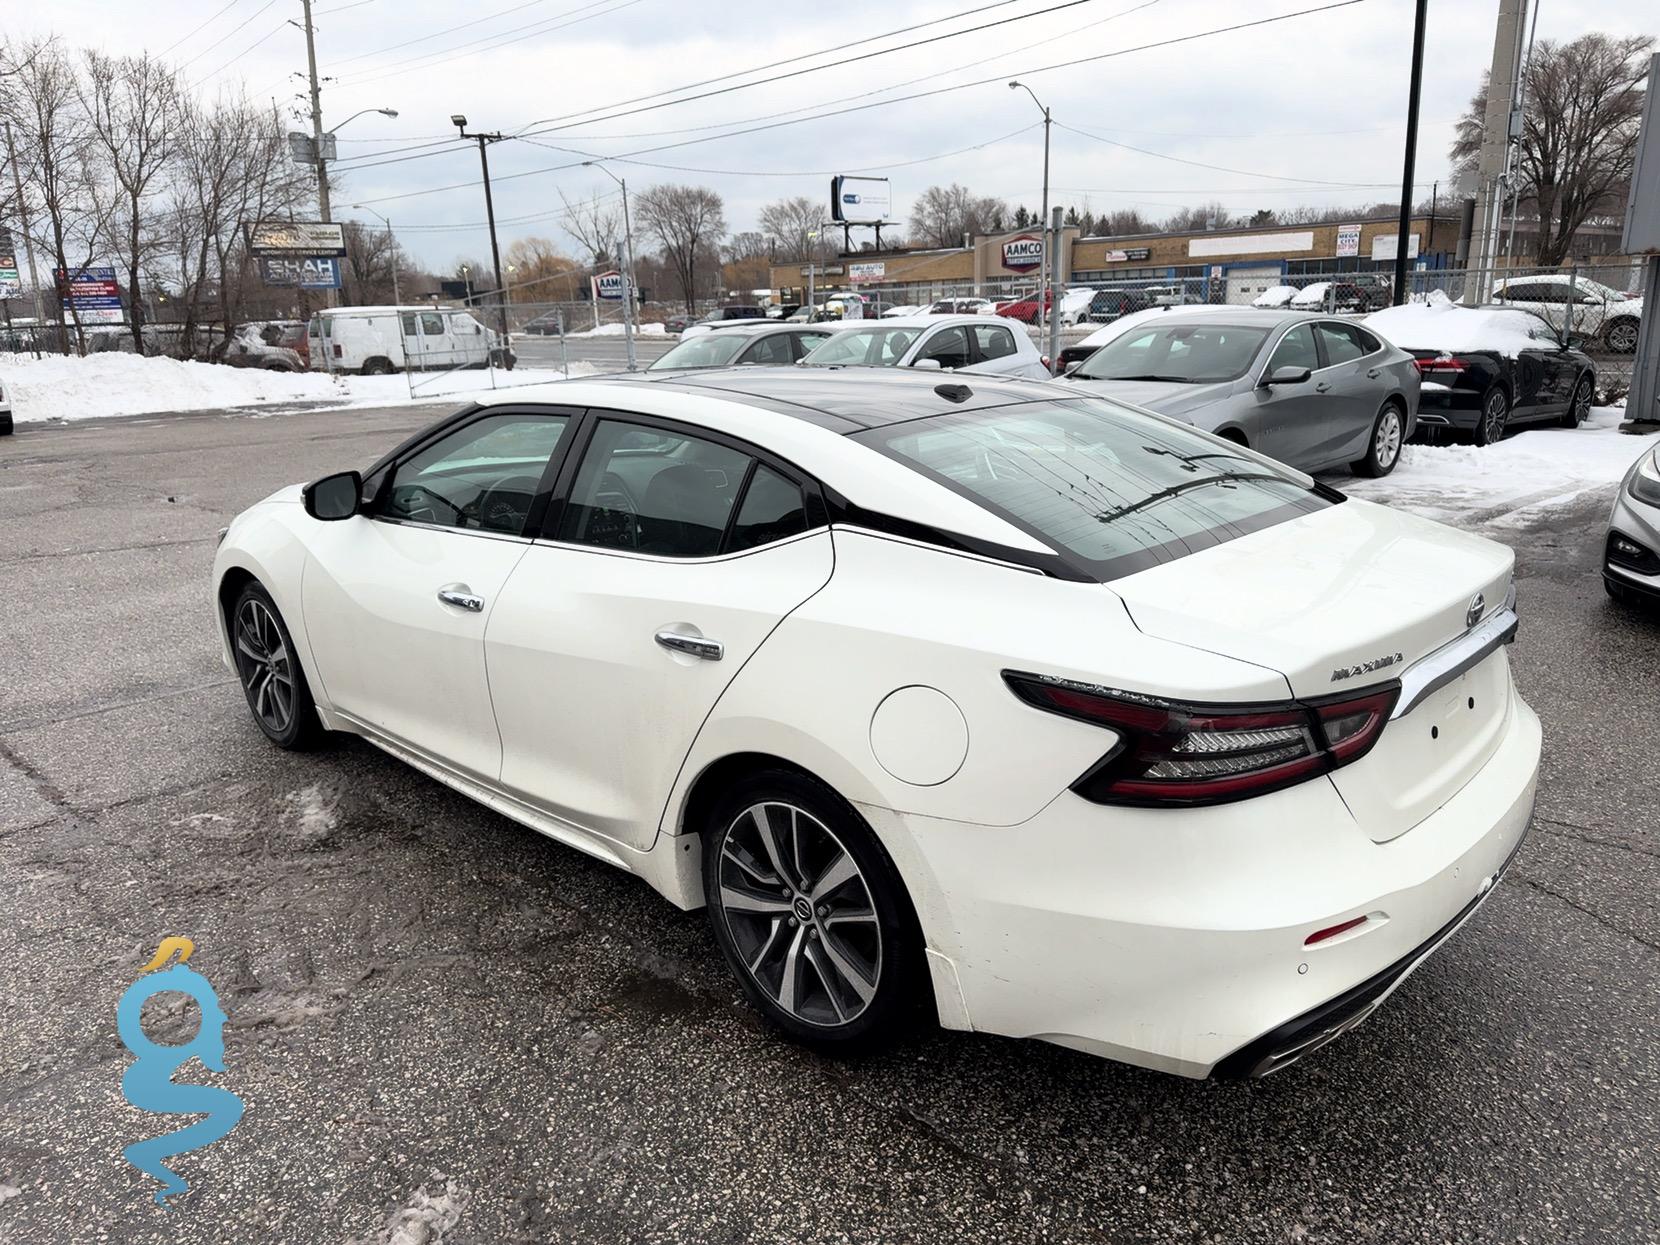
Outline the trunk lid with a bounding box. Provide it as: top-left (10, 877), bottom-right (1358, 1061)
top-left (1111, 498), bottom-right (1516, 841)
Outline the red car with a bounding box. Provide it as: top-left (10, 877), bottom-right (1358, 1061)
top-left (995, 289), bottom-right (1052, 323)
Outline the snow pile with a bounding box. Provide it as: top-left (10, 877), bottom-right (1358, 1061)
top-left (0, 350), bottom-right (599, 422)
top-left (1343, 405), bottom-right (1659, 527)
top-left (1253, 286), bottom-right (1297, 308)
top-left (1364, 293), bottom-right (1546, 357)
top-left (565, 321), bottom-right (668, 338)
top-left (1289, 281), bottom-right (1332, 307)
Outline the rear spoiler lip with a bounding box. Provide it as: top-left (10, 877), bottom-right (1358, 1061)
top-left (1390, 583), bottom-right (1519, 721)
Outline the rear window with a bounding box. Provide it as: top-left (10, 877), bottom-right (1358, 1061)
top-left (856, 397), bottom-right (1334, 580)
top-left (648, 332), bottom-right (749, 370)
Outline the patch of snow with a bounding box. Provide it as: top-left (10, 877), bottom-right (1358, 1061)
top-left (1288, 282), bottom-right (1333, 308)
top-left (1364, 294), bottom-right (1545, 357)
top-left (1252, 285), bottom-right (1297, 308)
top-left (352, 1177), bottom-right (467, 1245)
top-left (0, 351), bottom-right (598, 422)
top-left (564, 322), bottom-right (668, 338)
top-left (1340, 405), bottom-right (1659, 528)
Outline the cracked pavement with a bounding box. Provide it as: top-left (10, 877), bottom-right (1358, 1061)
top-left (0, 405), bottom-right (1657, 1244)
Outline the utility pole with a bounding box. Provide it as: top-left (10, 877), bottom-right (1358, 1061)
top-left (1469, 0), bottom-right (1528, 295)
top-left (1047, 206), bottom-right (1063, 374)
top-left (3, 120), bottom-right (45, 355)
top-left (1009, 81), bottom-right (1051, 321)
top-left (452, 116), bottom-right (511, 348)
top-left (583, 160), bottom-right (639, 371)
top-left (351, 204), bottom-right (400, 304)
top-left (298, 0), bottom-right (336, 311)
top-left (1393, 0), bottom-right (1428, 305)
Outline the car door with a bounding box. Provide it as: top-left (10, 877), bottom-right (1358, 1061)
top-left (909, 323), bottom-right (972, 370)
top-left (485, 413), bottom-right (834, 850)
top-left (1250, 323), bottom-right (1329, 466)
top-left (735, 331), bottom-right (795, 366)
top-left (448, 313), bottom-right (488, 366)
top-left (399, 313), bottom-right (423, 370)
top-left (1307, 321), bottom-right (1382, 467)
top-left (417, 311), bottom-right (452, 369)
top-left (969, 321), bottom-right (1038, 378)
top-left (300, 407), bottom-right (578, 780)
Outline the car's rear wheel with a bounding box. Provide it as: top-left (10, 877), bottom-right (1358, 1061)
top-left (1561, 375), bottom-right (1593, 428)
top-left (703, 770), bottom-right (923, 1052)
top-left (230, 582), bottom-right (323, 750)
top-left (361, 357), bottom-right (394, 376)
top-left (1353, 401), bottom-right (1405, 477)
top-left (1604, 319), bottom-right (1639, 354)
top-left (1473, 386), bottom-right (1510, 446)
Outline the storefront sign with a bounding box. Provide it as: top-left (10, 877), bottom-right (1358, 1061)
top-left (245, 220), bottom-right (348, 257)
top-left (1370, 232), bottom-right (1420, 262)
top-left (258, 255), bottom-right (342, 289)
top-left (1001, 235), bottom-right (1044, 273)
top-left (0, 227), bottom-right (19, 297)
top-left (57, 265), bottom-right (123, 324)
top-left (848, 261), bottom-right (886, 284)
top-left (1100, 247), bottom-right (1152, 263)
top-left (592, 270), bottom-right (625, 301)
top-left (1336, 224), bottom-right (1362, 258)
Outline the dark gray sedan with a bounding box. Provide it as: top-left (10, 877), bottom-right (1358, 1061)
top-left (645, 321), bottom-right (834, 371)
top-left (1060, 307), bottom-right (1420, 476)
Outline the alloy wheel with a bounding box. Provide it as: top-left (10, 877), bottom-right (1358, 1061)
top-left (233, 598), bottom-right (295, 734)
top-left (1606, 321), bottom-right (1638, 354)
top-left (715, 802), bottom-right (882, 1027)
top-left (1482, 391), bottom-right (1508, 444)
top-left (1375, 408), bottom-right (1402, 469)
top-left (1573, 377), bottom-right (1592, 425)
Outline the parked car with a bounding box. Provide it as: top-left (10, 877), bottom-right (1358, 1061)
top-left (882, 304), bottom-right (922, 318)
top-left (1252, 285), bottom-right (1298, 309)
top-left (1062, 306), bottom-right (1419, 476)
top-left (925, 297), bottom-right (995, 315)
top-left (1141, 283), bottom-right (1192, 307)
top-left (1604, 443), bottom-right (1660, 607)
top-left (1058, 304), bottom-right (1179, 370)
top-left (994, 290), bottom-right (1050, 323)
top-left (676, 305), bottom-right (767, 336)
top-left (215, 369), bottom-right (1539, 1078)
top-left (1364, 301), bottom-right (1595, 445)
top-left (1290, 281), bottom-right (1390, 314)
top-left (0, 373), bottom-right (11, 436)
top-left (1085, 288), bottom-right (1156, 324)
top-left (800, 314), bottom-right (1050, 379)
top-left (645, 322), bottom-right (834, 370)
top-left (1489, 274), bottom-right (1643, 354)
top-left (307, 306), bottom-right (513, 374)
top-left (215, 322), bottom-right (306, 371)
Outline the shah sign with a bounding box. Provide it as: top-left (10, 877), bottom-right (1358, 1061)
top-left (848, 261), bottom-right (886, 284)
top-left (258, 255), bottom-right (342, 289)
top-left (57, 266), bottom-right (123, 324)
top-left (591, 270), bottom-right (625, 301)
top-left (245, 220), bottom-right (348, 257)
top-left (1001, 235), bottom-right (1045, 273)
top-left (830, 176), bottom-right (891, 225)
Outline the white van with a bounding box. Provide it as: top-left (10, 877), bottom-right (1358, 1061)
top-left (307, 306), bottom-right (513, 374)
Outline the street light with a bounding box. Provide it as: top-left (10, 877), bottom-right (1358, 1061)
top-left (351, 203), bottom-right (400, 305)
top-left (310, 106), bottom-right (396, 309)
top-left (452, 114), bottom-right (511, 348)
top-left (1008, 80), bottom-right (1052, 342)
top-left (581, 159), bottom-right (640, 372)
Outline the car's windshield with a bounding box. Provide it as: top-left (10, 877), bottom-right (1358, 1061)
top-left (858, 397), bottom-right (1331, 580)
top-left (1075, 323), bottom-right (1270, 383)
top-left (801, 326), bottom-right (923, 366)
top-left (647, 332), bottom-right (751, 370)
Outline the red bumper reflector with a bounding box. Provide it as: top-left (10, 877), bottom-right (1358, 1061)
top-left (1305, 915), bottom-right (1368, 946)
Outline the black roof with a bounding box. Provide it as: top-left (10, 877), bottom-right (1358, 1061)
top-left (587, 366), bottom-right (1071, 433)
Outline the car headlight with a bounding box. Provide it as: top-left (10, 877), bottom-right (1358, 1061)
top-left (1631, 448), bottom-right (1660, 508)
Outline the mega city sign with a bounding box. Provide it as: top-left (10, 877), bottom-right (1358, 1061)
top-left (1001, 235), bottom-right (1044, 273)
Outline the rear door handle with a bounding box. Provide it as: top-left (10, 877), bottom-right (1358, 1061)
top-left (437, 584), bottom-right (485, 612)
top-left (1366, 368), bottom-right (1381, 379)
top-left (655, 628), bottom-right (723, 661)
top-left (1315, 382), bottom-right (1332, 393)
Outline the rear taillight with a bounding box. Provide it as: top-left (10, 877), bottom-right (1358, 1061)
top-left (1003, 672), bottom-right (1400, 807)
top-left (1413, 355), bottom-right (1469, 376)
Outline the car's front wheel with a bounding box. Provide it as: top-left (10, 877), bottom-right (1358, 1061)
top-left (1604, 318), bottom-right (1639, 354)
top-left (230, 582), bottom-right (323, 750)
top-left (703, 770), bottom-right (923, 1052)
top-left (1474, 386), bottom-right (1510, 446)
top-left (1561, 375), bottom-right (1593, 428)
top-left (1353, 401), bottom-right (1405, 477)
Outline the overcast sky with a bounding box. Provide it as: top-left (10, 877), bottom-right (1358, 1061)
top-left (9, 0), bottom-right (1658, 270)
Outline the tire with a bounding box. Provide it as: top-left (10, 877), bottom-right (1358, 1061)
top-left (1603, 319), bottom-right (1639, 355)
top-left (229, 582), bottom-right (324, 750)
top-left (360, 357), bottom-right (394, 376)
top-left (1473, 386), bottom-right (1510, 446)
top-left (702, 769), bottom-right (925, 1053)
top-left (1561, 375), bottom-right (1593, 428)
top-left (1352, 401), bottom-right (1405, 477)
top-left (490, 348), bottom-right (517, 371)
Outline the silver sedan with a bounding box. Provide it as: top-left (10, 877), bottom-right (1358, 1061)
top-left (1060, 307), bottom-right (1420, 476)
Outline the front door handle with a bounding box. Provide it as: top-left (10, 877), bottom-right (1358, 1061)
top-left (1315, 382), bottom-right (1332, 393)
top-left (655, 628), bottom-right (724, 661)
top-left (437, 584), bottom-right (485, 612)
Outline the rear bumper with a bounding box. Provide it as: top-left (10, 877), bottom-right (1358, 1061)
top-left (879, 682), bottom-right (1541, 1078)
top-left (1414, 383), bottom-right (1484, 427)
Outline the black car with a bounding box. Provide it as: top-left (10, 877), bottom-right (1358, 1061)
top-left (1085, 288), bottom-right (1154, 324)
top-left (1385, 305), bottom-right (1596, 445)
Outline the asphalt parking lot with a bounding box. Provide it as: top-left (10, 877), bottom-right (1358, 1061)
top-left (2, 403), bottom-right (1658, 1245)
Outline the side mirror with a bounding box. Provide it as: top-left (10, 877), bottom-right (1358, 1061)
top-left (912, 357), bottom-right (943, 371)
top-left (303, 470), bottom-right (363, 521)
top-left (1262, 365), bottom-right (1312, 387)
top-left (1063, 361), bottom-right (1083, 377)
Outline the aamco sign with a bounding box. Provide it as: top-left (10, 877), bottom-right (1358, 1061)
top-left (1001, 235), bottom-right (1045, 273)
top-left (592, 270), bottom-right (625, 301)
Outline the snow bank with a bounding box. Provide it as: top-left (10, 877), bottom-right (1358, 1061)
top-left (565, 322), bottom-right (668, 338)
top-left (1343, 405), bottom-right (1659, 528)
top-left (0, 350), bottom-right (598, 423)
top-left (1364, 293), bottom-right (1545, 356)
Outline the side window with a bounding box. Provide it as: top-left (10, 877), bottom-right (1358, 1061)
top-left (558, 420), bottom-right (751, 558)
top-left (915, 324), bottom-right (971, 369)
top-left (739, 333), bottom-right (794, 365)
top-left (401, 313), bottom-right (418, 336)
top-left (381, 413), bottom-right (571, 535)
top-left (1352, 326), bottom-right (1382, 355)
top-left (728, 465), bottom-right (809, 552)
top-left (1314, 322), bottom-right (1366, 366)
top-left (971, 324), bottom-right (1017, 361)
top-left (419, 312), bottom-right (445, 336)
top-left (1266, 325), bottom-right (1318, 373)
top-left (791, 331), bottom-right (830, 359)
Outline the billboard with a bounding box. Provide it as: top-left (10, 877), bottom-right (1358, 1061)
top-left (258, 255), bottom-right (342, 289)
top-left (830, 176), bottom-right (891, 225)
top-left (0, 227), bottom-right (19, 297)
top-left (57, 266), bottom-right (123, 324)
top-left (1335, 223), bottom-right (1362, 258)
top-left (1370, 233), bottom-right (1420, 262)
top-left (1001, 235), bottom-right (1045, 273)
top-left (592, 270), bottom-right (625, 301)
top-left (245, 220), bottom-right (348, 257)
top-left (848, 261), bottom-right (886, 284)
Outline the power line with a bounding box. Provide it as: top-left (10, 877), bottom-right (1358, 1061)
top-left (1056, 120), bottom-right (1398, 188)
top-left (198, 19), bottom-right (290, 82)
top-left (325, 0), bottom-right (555, 69)
top-left (157, 0), bottom-right (246, 59)
top-left (178, 0), bottom-right (280, 72)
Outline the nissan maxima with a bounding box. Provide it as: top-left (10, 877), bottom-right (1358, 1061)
top-left (213, 369), bottom-right (1540, 1078)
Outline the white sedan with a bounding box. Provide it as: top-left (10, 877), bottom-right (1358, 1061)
top-left (799, 314), bottom-right (1051, 379)
top-left (214, 370), bottom-right (1540, 1077)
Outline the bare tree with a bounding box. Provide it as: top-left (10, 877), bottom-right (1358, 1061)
top-left (559, 188), bottom-right (621, 268)
top-left (757, 194), bottom-right (833, 261)
top-left (1160, 200), bottom-right (1236, 233)
top-left (82, 50), bottom-right (177, 351)
top-left (504, 235), bottom-right (581, 301)
top-left (341, 219), bottom-right (408, 304)
top-left (907, 184), bottom-right (1009, 247)
top-left (1452, 32), bottom-right (1653, 265)
top-left (634, 183), bottom-right (725, 311)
